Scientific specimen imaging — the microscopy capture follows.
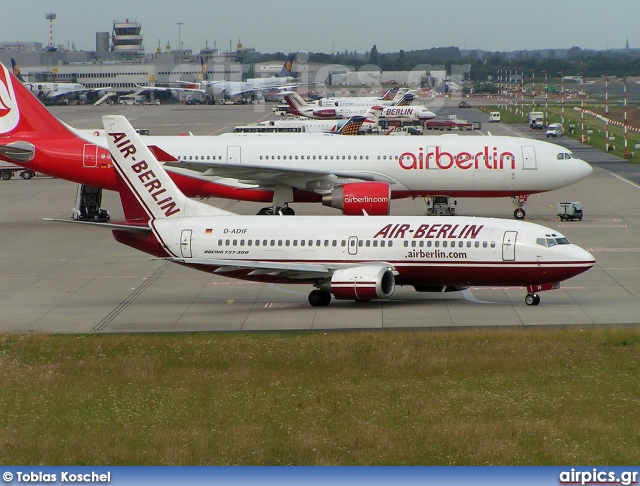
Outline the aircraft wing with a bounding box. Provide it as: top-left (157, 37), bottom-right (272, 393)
top-left (43, 218), bottom-right (151, 233)
top-left (164, 160), bottom-right (398, 187)
top-left (166, 258), bottom-right (398, 282)
top-left (223, 84), bottom-right (299, 98)
top-left (135, 84), bottom-right (207, 95)
top-left (166, 257), bottom-right (331, 279)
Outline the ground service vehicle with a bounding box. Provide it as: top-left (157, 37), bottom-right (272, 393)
top-left (546, 123), bottom-right (565, 137)
top-left (529, 112), bottom-right (544, 129)
top-left (0, 162), bottom-right (35, 180)
top-left (557, 202), bottom-right (583, 221)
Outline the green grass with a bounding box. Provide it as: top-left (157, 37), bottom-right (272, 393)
top-left (1, 329), bottom-right (639, 465)
top-left (479, 104), bottom-right (640, 161)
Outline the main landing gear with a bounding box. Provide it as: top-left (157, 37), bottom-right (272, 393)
top-left (257, 203), bottom-right (295, 215)
top-left (512, 195), bottom-right (528, 220)
top-left (525, 293), bottom-right (541, 306)
top-left (257, 184), bottom-right (295, 215)
top-left (308, 290), bottom-right (332, 307)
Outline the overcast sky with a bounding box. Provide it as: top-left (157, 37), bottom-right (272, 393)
top-left (3, 0), bottom-right (639, 55)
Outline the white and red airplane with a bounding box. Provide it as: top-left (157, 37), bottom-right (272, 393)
top-left (280, 90), bottom-right (435, 121)
top-left (0, 61), bottom-right (592, 219)
top-left (311, 87), bottom-right (413, 107)
top-left (44, 113), bottom-right (595, 307)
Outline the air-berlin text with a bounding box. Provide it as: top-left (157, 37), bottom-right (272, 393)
top-left (108, 132), bottom-right (180, 217)
top-left (399, 146), bottom-right (516, 170)
top-left (374, 223), bottom-right (484, 239)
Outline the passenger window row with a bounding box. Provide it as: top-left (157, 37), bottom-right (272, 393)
top-left (216, 239), bottom-right (394, 248)
top-left (403, 240), bottom-right (496, 249)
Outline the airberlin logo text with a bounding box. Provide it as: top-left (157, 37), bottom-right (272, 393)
top-left (108, 132), bottom-right (181, 217)
top-left (374, 223), bottom-right (484, 239)
top-left (383, 108), bottom-right (415, 116)
top-left (399, 146), bottom-right (516, 171)
top-left (345, 195), bottom-right (388, 204)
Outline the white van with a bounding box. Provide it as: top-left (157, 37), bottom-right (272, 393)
top-left (488, 111), bottom-right (501, 123)
top-left (546, 123), bottom-right (565, 137)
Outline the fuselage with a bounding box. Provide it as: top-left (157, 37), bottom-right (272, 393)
top-left (133, 215), bottom-right (595, 288)
top-left (5, 131), bottom-right (593, 203)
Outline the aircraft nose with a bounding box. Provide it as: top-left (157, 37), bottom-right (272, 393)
top-left (579, 158), bottom-right (593, 179)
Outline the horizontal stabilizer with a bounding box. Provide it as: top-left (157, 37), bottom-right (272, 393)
top-left (0, 141), bottom-right (35, 162)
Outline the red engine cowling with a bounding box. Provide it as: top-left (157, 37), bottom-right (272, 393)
top-left (313, 108), bottom-right (337, 118)
top-left (321, 266), bottom-right (395, 301)
top-left (321, 182), bottom-right (391, 215)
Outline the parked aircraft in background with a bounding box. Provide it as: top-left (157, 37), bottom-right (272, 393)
top-left (0, 61), bottom-right (592, 220)
top-left (201, 54), bottom-right (297, 102)
top-left (311, 87), bottom-right (413, 107)
top-left (280, 91), bottom-right (434, 121)
top-left (10, 59), bottom-right (109, 105)
top-left (232, 107), bottom-right (382, 134)
top-left (44, 114), bottom-right (595, 307)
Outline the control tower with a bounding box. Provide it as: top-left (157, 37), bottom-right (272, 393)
top-left (111, 19), bottom-right (143, 59)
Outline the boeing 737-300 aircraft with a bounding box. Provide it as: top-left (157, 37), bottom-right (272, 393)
top-left (45, 114), bottom-right (595, 307)
top-left (0, 61), bottom-right (592, 220)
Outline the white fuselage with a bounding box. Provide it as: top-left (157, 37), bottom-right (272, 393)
top-left (205, 76), bottom-right (295, 99)
top-left (145, 134), bottom-right (592, 197)
top-left (24, 82), bottom-right (88, 100)
top-left (233, 118), bottom-right (348, 133)
top-left (73, 131), bottom-right (593, 199)
top-left (150, 215), bottom-right (594, 288)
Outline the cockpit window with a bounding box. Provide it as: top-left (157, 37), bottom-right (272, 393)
top-left (557, 153), bottom-right (573, 160)
top-left (537, 235), bottom-right (571, 247)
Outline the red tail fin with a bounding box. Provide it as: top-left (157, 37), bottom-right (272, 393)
top-left (0, 62), bottom-right (73, 138)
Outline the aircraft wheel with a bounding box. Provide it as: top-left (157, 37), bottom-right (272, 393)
top-left (257, 207), bottom-right (273, 215)
top-left (281, 206), bottom-right (295, 216)
top-left (525, 293), bottom-right (540, 306)
top-left (309, 290), bottom-right (331, 307)
top-left (514, 208), bottom-right (525, 220)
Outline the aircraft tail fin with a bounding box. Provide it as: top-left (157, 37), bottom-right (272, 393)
top-left (394, 92), bottom-right (415, 106)
top-left (390, 87), bottom-right (408, 104)
top-left (362, 105), bottom-right (383, 126)
top-left (279, 90), bottom-right (307, 116)
top-left (10, 59), bottom-right (26, 83)
top-left (381, 87), bottom-right (399, 101)
top-left (200, 56), bottom-right (208, 81)
top-left (278, 54), bottom-right (295, 77)
top-left (336, 116), bottom-right (366, 135)
top-left (0, 61), bottom-right (73, 138)
top-left (103, 115), bottom-right (234, 223)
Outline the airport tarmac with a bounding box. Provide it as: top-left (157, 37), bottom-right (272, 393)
top-left (1, 100), bottom-right (639, 333)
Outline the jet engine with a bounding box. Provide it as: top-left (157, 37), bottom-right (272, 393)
top-left (313, 108), bottom-right (337, 118)
top-left (322, 182), bottom-right (391, 215)
top-left (321, 266), bottom-right (395, 301)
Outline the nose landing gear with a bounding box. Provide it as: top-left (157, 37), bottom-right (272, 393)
top-left (512, 195), bottom-right (528, 220)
